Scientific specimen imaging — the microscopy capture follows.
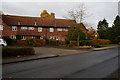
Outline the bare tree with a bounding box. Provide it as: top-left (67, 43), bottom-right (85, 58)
top-left (64, 3), bottom-right (87, 23)
top-left (64, 3), bottom-right (87, 46)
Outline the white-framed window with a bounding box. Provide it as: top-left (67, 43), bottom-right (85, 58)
top-left (21, 26), bottom-right (27, 30)
top-left (49, 36), bottom-right (54, 40)
top-left (28, 27), bottom-right (34, 30)
top-left (12, 26), bottom-right (17, 31)
top-left (11, 35), bottom-right (16, 39)
top-left (57, 28), bottom-right (62, 31)
top-left (63, 28), bottom-right (68, 31)
top-left (55, 36), bottom-right (58, 40)
top-left (50, 28), bottom-right (54, 32)
top-left (40, 36), bottom-right (44, 39)
top-left (22, 36), bottom-right (26, 39)
top-left (0, 25), bottom-right (3, 30)
top-left (38, 27), bottom-right (42, 32)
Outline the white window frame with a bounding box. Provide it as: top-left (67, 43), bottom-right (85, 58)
top-left (57, 28), bottom-right (62, 31)
top-left (50, 28), bottom-right (54, 32)
top-left (63, 28), bottom-right (68, 31)
top-left (40, 36), bottom-right (44, 39)
top-left (49, 36), bottom-right (54, 40)
top-left (12, 26), bottom-right (17, 31)
top-left (0, 25), bottom-right (3, 30)
top-left (22, 36), bottom-right (26, 39)
top-left (11, 35), bottom-right (16, 39)
top-left (28, 27), bottom-right (34, 30)
top-left (38, 27), bottom-right (42, 32)
top-left (21, 26), bottom-right (27, 30)
top-left (55, 36), bottom-right (58, 40)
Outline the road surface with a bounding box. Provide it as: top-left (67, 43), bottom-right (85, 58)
top-left (2, 47), bottom-right (119, 78)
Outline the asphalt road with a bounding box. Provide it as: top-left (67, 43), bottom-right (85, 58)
top-left (2, 47), bottom-right (119, 78)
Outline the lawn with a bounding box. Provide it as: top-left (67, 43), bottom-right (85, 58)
top-left (98, 44), bottom-right (119, 47)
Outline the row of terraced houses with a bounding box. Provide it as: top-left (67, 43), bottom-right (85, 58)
top-left (0, 12), bottom-right (88, 41)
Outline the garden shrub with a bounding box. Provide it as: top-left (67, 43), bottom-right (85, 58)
top-left (70, 41), bottom-right (77, 46)
top-left (79, 40), bottom-right (92, 46)
top-left (2, 36), bottom-right (14, 46)
top-left (33, 39), bottom-right (46, 46)
top-left (17, 40), bottom-right (28, 46)
top-left (46, 39), bottom-right (65, 46)
top-left (91, 39), bottom-right (111, 45)
top-left (26, 39), bottom-right (34, 46)
top-left (2, 47), bottom-right (35, 57)
top-left (17, 39), bottom-right (46, 46)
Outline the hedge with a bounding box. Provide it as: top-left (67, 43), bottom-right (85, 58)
top-left (2, 47), bottom-right (35, 57)
top-left (17, 39), bottom-right (46, 46)
top-left (70, 41), bottom-right (77, 46)
top-left (91, 39), bottom-right (111, 45)
top-left (46, 39), bottom-right (65, 46)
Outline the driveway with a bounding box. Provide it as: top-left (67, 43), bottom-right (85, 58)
top-left (34, 47), bottom-right (90, 56)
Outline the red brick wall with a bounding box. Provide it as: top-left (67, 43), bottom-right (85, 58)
top-left (1, 19), bottom-right (88, 40)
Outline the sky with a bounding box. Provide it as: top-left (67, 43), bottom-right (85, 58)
top-left (0, 0), bottom-right (119, 29)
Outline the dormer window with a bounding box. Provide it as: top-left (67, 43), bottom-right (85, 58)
top-left (12, 26), bottom-right (17, 31)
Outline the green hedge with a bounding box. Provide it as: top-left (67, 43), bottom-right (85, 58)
top-left (80, 40), bottom-right (92, 46)
top-left (2, 47), bottom-right (35, 57)
top-left (46, 39), bottom-right (65, 46)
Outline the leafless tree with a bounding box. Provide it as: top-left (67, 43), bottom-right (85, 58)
top-left (64, 3), bottom-right (87, 23)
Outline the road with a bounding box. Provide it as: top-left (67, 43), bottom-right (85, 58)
top-left (2, 47), bottom-right (119, 78)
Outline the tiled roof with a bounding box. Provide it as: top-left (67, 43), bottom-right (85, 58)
top-left (2, 15), bottom-right (78, 27)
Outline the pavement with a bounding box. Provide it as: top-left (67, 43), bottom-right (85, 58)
top-left (2, 45), bottom-right (119, 64)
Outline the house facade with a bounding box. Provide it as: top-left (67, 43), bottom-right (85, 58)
top-left (0, 14), bottom-right (88, 41)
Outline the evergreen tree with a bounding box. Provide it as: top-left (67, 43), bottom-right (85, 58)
top-left (97, 19), bottom-right (109, 39)
top-left (112, 15), bottom-right (120, 43)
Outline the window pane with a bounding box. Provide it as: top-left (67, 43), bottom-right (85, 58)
top-left (12, 26), bottom-right (17, 31)
top-left (57, 28), bottom-right (62, 31)
top-left (29, 27), bottom-right (34, 30)
top-left (38, 27), bottom-right (42, 32)
top-left (21, 26), bottom-right (27, 30)
top-left (0, 25), bottom-right (3, 30)
top-left (50, 28), bottom-right (54, 32)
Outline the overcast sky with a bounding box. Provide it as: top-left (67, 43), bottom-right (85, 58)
top-left (1, 0), bottom-right (119, 29)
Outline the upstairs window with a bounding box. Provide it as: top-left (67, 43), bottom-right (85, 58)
top-left (21, 26), bottom-right (27, 30)
top-left (50, 28), bottom-right (54, 32)
top-left (63, 28), bottom-right (68, 31)
top-left (0, 25), bottom-right (3, 30)
top-left (57, 28), bottom-right (62, 31)
top-left (29, 27), bottom-right (34, 30)
top-left (38, 27), bottom-right (42, 32)
top-left (12, 26), bottom-right (17, 31)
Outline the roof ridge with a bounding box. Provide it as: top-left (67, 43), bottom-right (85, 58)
top-left (2, 14), bottom-right (75, 21)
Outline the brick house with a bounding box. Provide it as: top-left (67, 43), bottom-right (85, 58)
top-left (0, 14), bottom-right (88, 41)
